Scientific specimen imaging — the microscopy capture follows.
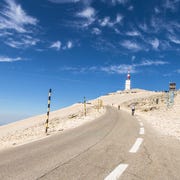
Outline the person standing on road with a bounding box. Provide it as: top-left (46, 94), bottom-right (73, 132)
top-left (131, 105), bottom-right (135, 116)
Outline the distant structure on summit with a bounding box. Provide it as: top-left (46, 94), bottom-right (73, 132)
top-left (125, 70), bottom-right (131, 90)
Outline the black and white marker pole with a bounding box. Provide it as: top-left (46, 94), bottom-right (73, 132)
top-left (45, 88), bottom-right (52, 134)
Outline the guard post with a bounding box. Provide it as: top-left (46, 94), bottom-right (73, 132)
top-left (45, 88), bottom-right (52, 134)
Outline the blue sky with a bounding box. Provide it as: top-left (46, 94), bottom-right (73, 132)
top-left (0, 0), bottom-right (179, 124)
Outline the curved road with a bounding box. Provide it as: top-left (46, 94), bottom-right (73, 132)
top-left (0, 107), bottom-right (179, 180)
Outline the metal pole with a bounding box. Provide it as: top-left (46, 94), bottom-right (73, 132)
top-left (45, 88), bottom-right (52, 133)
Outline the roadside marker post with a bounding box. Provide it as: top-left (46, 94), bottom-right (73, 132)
top-left (45, 88), bottom-right (52, 134)
top-left (97, 99), bottom-right (100, 112)
top-left (99, 99), bottom-right (102, 108)
top-left (97, 99), bottom-right (103, 112)
top-left (84, 96), bottom-right (87, 116)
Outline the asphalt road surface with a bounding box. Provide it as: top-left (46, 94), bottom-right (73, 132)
top-left (0, 107), bottom-right (180, 180)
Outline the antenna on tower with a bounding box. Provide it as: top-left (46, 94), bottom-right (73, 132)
top-left (127, 69), bottom-right (131, 80)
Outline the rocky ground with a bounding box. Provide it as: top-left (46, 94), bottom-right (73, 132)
top-left (121, 90), bottom-right (180, 141)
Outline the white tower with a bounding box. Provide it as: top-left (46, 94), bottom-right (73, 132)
top-left (125, 71), bottom-right (131, 90)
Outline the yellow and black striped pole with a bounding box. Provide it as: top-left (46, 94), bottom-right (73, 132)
top-left (45, 88), bottom-right (52, 134)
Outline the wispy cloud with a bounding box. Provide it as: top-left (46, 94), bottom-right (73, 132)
top-left (0, 0), bottom-right (39, 49)
top-left (111, 0), bottom-right (129, 5)
top-left (149, 38), bottom-right (160, 50)
top-left (128, 5), bottom-right (134, 11)
top-left (5, 35), bottom-right (39, 48)
top-left (126, 30), bottom-right (141, 37)
top-left (67, 41), bottom-right (73, 48)
top-left (62, 41), bottom-right (73, 50)
top-left (92, 27), bottom-right (101, 35)
top-left (154, 7), bottom-right (161, 14)
top-left (116, 14), bottom-right (123, 24)
top-left (99, 14), bottom-right (123, 28)
top-left (60, 60), bottom-right (168, 74)
top-left (48, 0), bottom-right (80, 3)
top-left (77, 7), bottom-right (95, 19)
top-left (60, 66), bottom-right (96, 73)
top-left (99, 17), bottom-right (110, 27)
top-left (77, 7), bottom-right (96, 27)
top-left (131, 55), bottom-right (136, 61)
top-left (139, 60), bottom-right (168, 66)
top-left (168, 35), bottom-right (180, 44)
top-left (163, 0), bottom-right (180, 12)
top-left (50, 40), bottom-right (73, 50)
top-left (0, 0), bottom-right (38, 33)
top-left (101, 60), bottom-right (168, 74)
top-left (121, 40), bottom-right (142, 51)
top-left (48, 0), bottom-right (93, 5)
top-left (50, 41), bottom-right (62, 50)
top-left (0, 56), bottom-right (22, 62)
top-left (100, 64), bottom-right (136, 74)
top-left (60, 65), bottom-right (134, 74)
top-left (138, 23), bottom-right (148, 33)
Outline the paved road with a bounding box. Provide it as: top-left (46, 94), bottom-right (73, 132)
top-left (0, 107), bottom-right (179, 180)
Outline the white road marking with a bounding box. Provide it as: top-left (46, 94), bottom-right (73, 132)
top-left (129, 138), bottom-right (143, 153)
top-left (139, 122), bottom-right (144, 127)
top-left (139, 127), bottom-right (145, 135)
top-left (104, 164), bottom-right (129, 180)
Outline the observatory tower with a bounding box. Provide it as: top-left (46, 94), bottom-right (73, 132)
top-left (125, 71), bottom-right (131, 90)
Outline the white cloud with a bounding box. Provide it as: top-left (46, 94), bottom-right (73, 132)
top-left (114, 28), bottom-right (121, 34)
top-left (139, 60), bottom-right (168, 66)
top-left (100, 60), bottom-right (168, 74)
top-left (99, 17), bottom-right (111, 27)
top-left (139, 23), bottom-right (148, 32)
top-left (176, 69), bottom-right (180, 73)
top-left (60, 66), bottom-right (93, 73)
top-left (154, 7), bottom-right (160, 13)
top-left (149, 38), bottom-right (160, 49)
top-left (121, 40), bottom-right (142, 51)
top-left (0, 0), bottom-right (38, 33)
top-left (116, 14), bottom-right (123, 24)
top-left (131, 55), bottom-right (136, 61)
top-left (48, 0), bottom-right (93, 4)
top-left (50, 40), bottom-right (73, 51)
top-left (101, 60), bottom-right (168, 74)
top-left (67, 41), bottom-right (73, 49)
top-left (0, 56), bottom-right (22, 62)
top-left (128, 5), bottom-right (134, 11)
top-left (101, 64), bottom-right (136, 74)
top-left (50, 41), bottom-right (62, 50)
top-left (92, 27), bottom-right (101, 35)
top-left (48, 0), bottom-right (80, 3)
top-left (163, 0), bottom-right (179, 11)
top-left (111, 0), bottom-right (129, 5)
top-left (0, 0), bottom-right (39, 49)
top-left (77, 7), bottom-right (96, 27)
top-left (126, 31), bottom-right (141, 36)
top-left (168, 35), bottom-right (180, 44)
top-left (0, 31), bottom-right (12, 37)
top-left (61, 64), bottom-right (136, 74)
top-left (99, 14), bottom-right (123, 28)
top-left (77, 7), bottom-right (95, 19)
top-left (5, 35), bottom-right (39, 48)
top-left (60, 59), bottom-right (169, 75)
